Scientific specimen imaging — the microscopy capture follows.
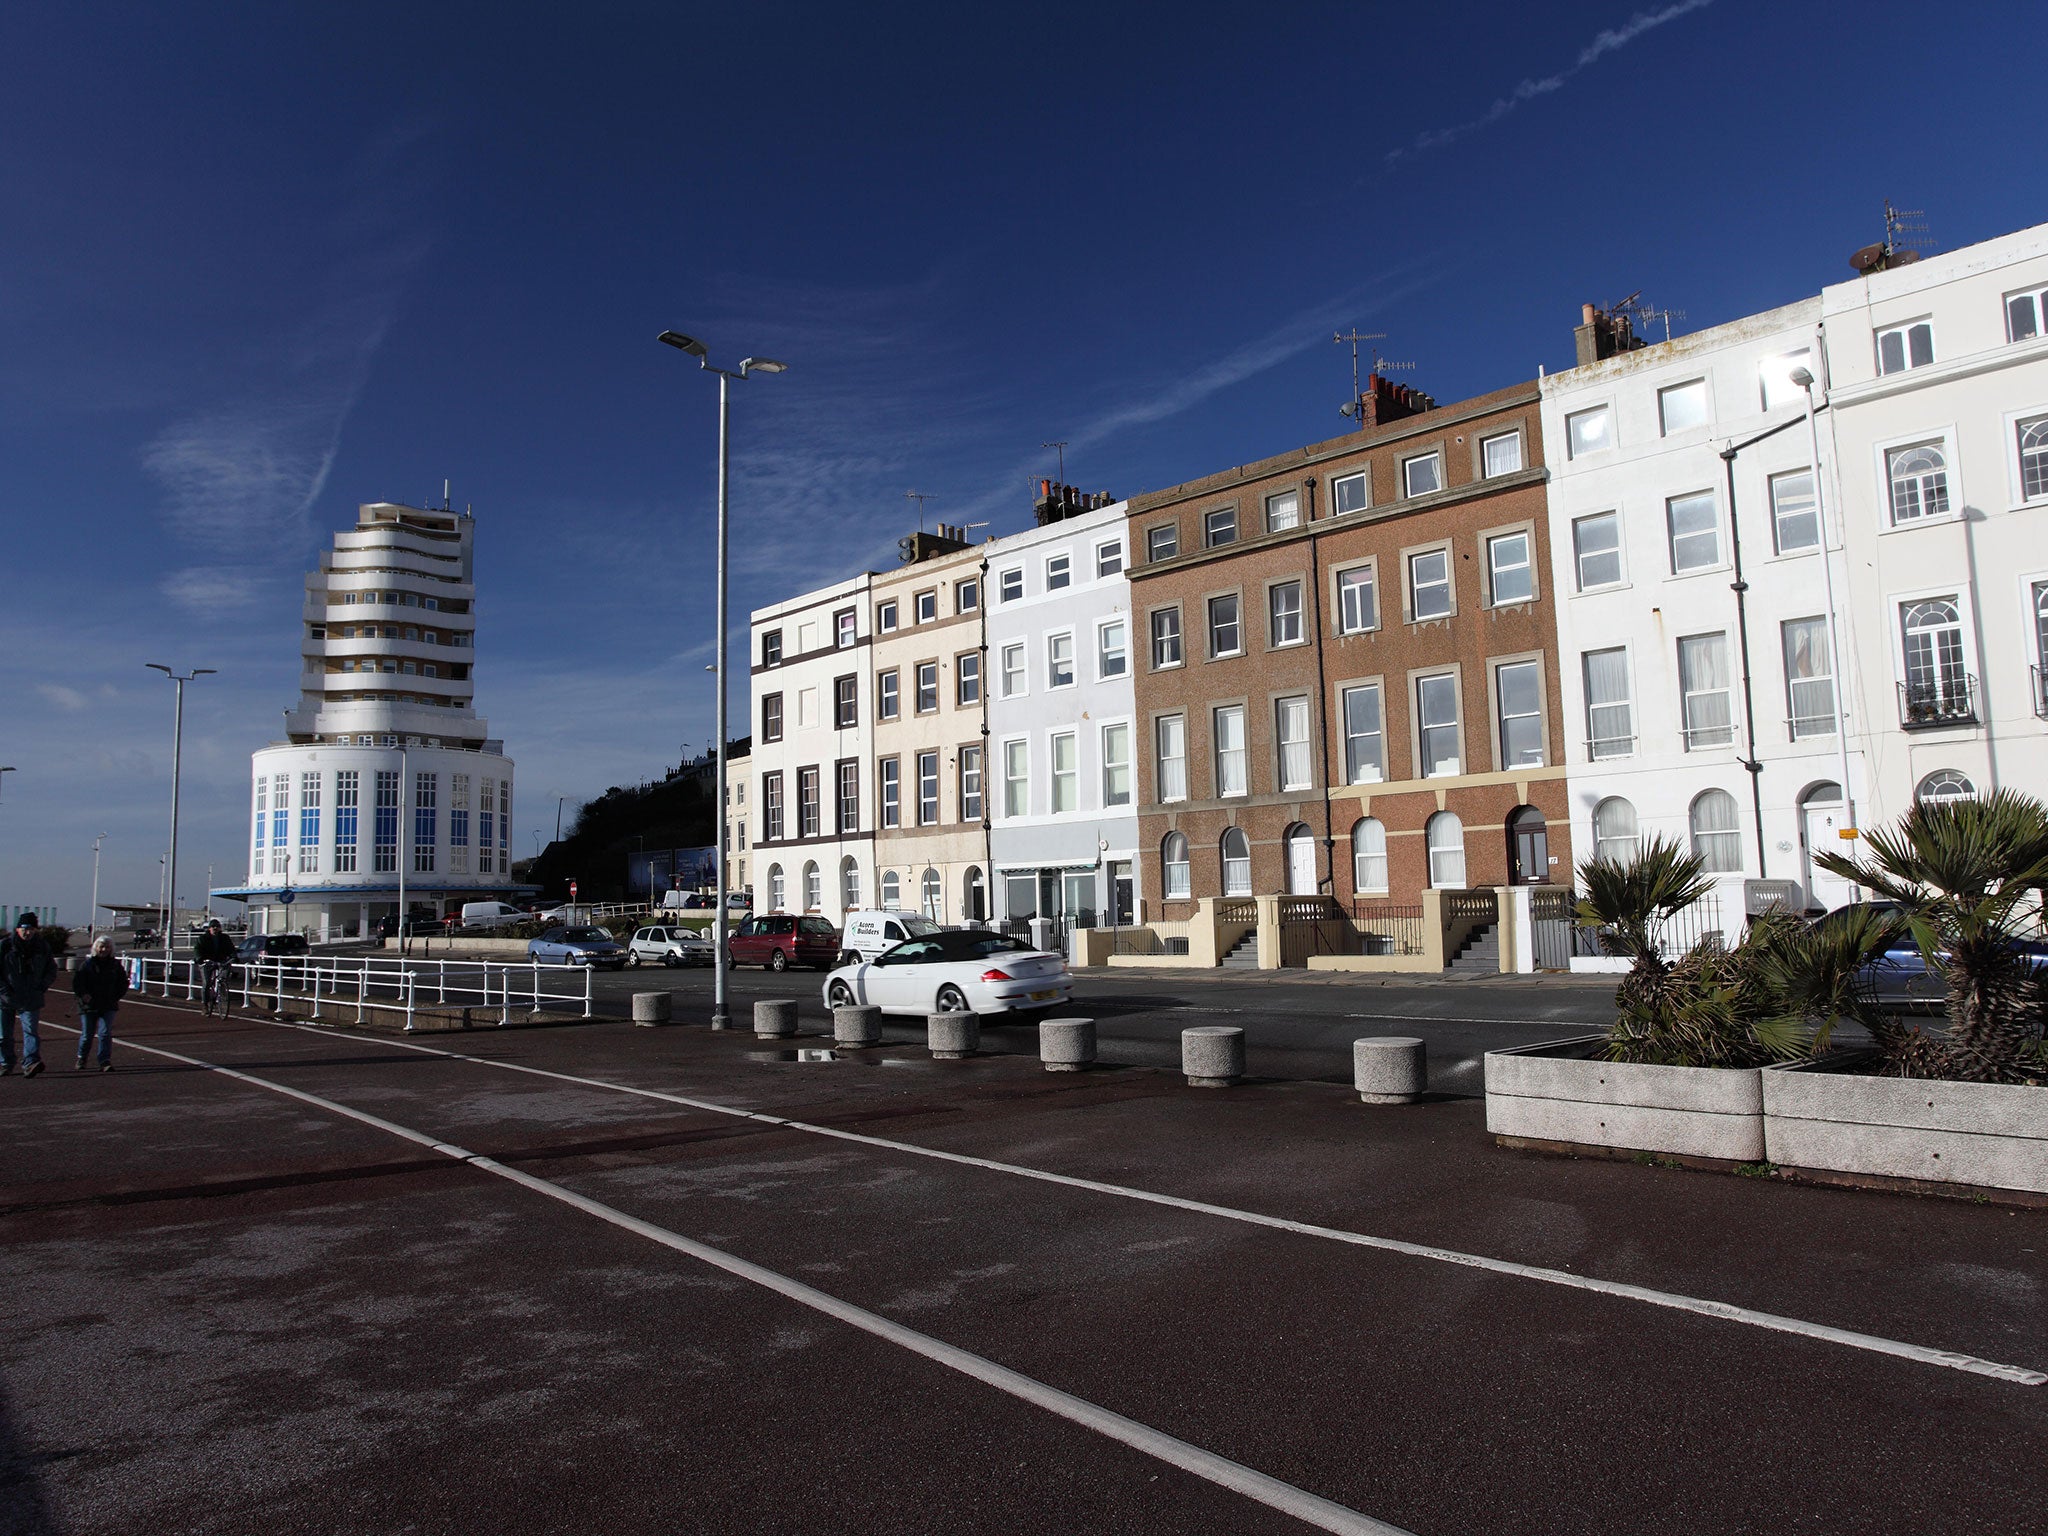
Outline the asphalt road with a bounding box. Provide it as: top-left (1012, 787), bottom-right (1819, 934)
top-left (3, 991), bottom-right (2043, 1536)
top-left (581, 963), bottom-right (1624, 1094)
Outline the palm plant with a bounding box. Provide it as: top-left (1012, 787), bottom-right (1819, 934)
top-left (1814, 790), bottom-right (2048, 1082)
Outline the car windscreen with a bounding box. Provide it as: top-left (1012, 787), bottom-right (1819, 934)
top-left (799, 918), bottom-right (838, 937)
top-left (900, 917), bottom-right (943, 938)
top-left (563, 927), bottom-right (611, 942)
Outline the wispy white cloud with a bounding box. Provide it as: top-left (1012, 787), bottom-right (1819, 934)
top-left (36, 684), bottom-right (88, 712)
top-left (1386, 0), bottom-right (1715, 165)
top-left (141, 121), bottom-right (437, 612)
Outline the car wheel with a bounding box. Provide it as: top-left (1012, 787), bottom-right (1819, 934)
top-left (769, 948), bottom-right (788, 972)
top-left (664, 953), bottom-right (681, 968)
top-left (836, 951), bottom-right (855, 968)
top-left (624, 951), bottom-right (640, 968)
top-left (827, 980), bottom-right (855, 1007)
top-left (936, 984), bottom-right (969, 1015)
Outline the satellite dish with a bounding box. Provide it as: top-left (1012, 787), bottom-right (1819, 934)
top-left (1338, 400), bottom-right (1359, 419)
top-left (1849, 243), bottom-right (1888, 275)
top-left (897, 535), bottom-right (916, 563)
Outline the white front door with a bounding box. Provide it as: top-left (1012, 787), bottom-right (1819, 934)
top-left (1286, 828), bottom-right (1317, 895)
top-left (1801, 796), bottom-right (1860, 911)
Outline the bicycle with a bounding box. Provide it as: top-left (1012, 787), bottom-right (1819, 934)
top-left (200, 960), bottom-right (234, 1018)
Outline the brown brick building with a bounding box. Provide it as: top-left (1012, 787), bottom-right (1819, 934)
top-left (1128, 376), bottom-right (1571, 919)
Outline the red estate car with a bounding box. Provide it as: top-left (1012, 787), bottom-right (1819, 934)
top-left (728, 914), bottom-right (840, 971)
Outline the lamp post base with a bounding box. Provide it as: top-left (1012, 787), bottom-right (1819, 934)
top-left (709, 1008), bottom-right (732, 1031)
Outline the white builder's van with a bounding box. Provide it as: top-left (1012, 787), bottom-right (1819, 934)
top-left (459, 901), bottom-right (528, 932)
top-left (837, 909), bottom-right (941, 964)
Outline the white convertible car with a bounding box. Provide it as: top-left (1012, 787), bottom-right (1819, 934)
top-left (821, 929), bottom-right (1072, 1018)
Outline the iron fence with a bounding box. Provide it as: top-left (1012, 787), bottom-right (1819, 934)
top-left (129, 953), bottom-right (594, 1031)
top-left (1349, 901), bottom-right (1427, 956)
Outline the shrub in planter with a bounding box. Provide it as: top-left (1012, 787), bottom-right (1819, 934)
top-left (1809, 789), bottom-right (2048, 1085)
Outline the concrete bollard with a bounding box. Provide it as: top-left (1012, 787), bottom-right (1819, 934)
top-left (754, 999), bottom-right (800, 1039)
top-left (1353, 1036), bottom-right (1427, 1104)
top-left (1181, 1025), bottom-right (1245, 1088)
top-left (833, 1004), bottom-right (882, 1049)
top-left (1038, 1017), bottom-right (1096, 1072)
top-left (927, 1010), bottom-right (980, 1059)
top-left (630, 991), bottom-right (672, 1027)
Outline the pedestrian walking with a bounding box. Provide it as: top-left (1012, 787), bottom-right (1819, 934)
top-left (72, 935), bottom-right (128, 1072)
top-left (0, 912), bottom-right (58, 1078)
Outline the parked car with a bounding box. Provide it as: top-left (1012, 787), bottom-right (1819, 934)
top-left (728, 913), bottom-right (841, 971)
top-left (626, 924), bottom-right (713, 968)
top-left (458, 901), bottom-right (529, 932)
top-left (377, 912), bottom-right (447, 939)
top-left (837, 909), bottom-right (942, 966)
top-left (527, 925), bottom-right (629, 968)
top-left (822, 928), bottom-right (1071, 1018)
top-left (659, 892), bottom-right (717, 911)
top-left (236, 933), bottom-right (310, 971)
top-left (1815, 900), bottom-right (2048, 1009)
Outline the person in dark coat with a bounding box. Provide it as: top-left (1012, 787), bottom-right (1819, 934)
top-left (0, 912), bottom-right (57, 1078)
top-left (72, 935), bottom-right (129, 1072)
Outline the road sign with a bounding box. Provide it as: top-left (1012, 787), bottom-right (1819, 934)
top-left (278, 888), bottom-right (296, 906)
top-left (569, 880), bottom-right (578, 900)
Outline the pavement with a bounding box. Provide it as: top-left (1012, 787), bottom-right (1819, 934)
top-left (2, 986), bottom-right (2044, 1535)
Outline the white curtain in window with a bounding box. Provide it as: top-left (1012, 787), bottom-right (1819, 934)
top-left (1426, 812), bottom-right (1465, 888)
top-left (1351, 817), bottom-right (1387, 894)
top-left (1163, 833), bottom-right (1190, 899)
top-left (1582, 648), bottom-right (1632, 759)
top-left (1678, 634), bottom-right (1732, 746)
top-left (1592, 797), bottom-right (1638, 862)
top-left (880, 870), bottom-right (900, 907)
top-left (1221, 828), bottom-right (1251, 896)
top-left (1689, 790), bottom-right (1741, 873)
top-left (1156, 715), bottom-right (1187, 801)
top-left (1215, 706), bottom-right (1247, 796)
top-left (1782, 618), bottom-right (1834, 738)
top-left (1276, 696), bottom-right (1311, 790)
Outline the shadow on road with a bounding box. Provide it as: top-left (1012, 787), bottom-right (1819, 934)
top-left (0, 1381), bottom-right (63, 1536)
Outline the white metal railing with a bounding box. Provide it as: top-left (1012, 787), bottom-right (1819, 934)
top-left (127, 953), bottom-right (594, 1032)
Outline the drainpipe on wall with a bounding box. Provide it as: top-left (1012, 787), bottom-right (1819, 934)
top-left (1304, 477), bottom-right (1338, 899)
top-left (977, 554), bottom-right (994, 925)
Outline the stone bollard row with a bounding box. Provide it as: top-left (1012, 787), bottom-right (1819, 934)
top-left (1353, 1036), bottom-right (1426, 1104)
top-left (630, 991), bottom-right (672, 1027)
top-left (1038, 1017), bottom-right (1095, 1072)
top-left (833, 1005), bottom-right (882, 1049)
top-left (754, 999), bottom-right (799, 1039)
top-left (1181, 1025), bottom-right (1244, 1088)
top-left (927, 1011), bottom-right (979, 1059)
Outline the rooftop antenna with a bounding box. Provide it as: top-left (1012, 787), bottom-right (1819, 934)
top-left (905, 489), bottom-right (934, 531)
top-left (1370, 346), bottom-right (1416, 378)
top-left (1041, 441), bottom-right (1068, 482)
top-left (1333, 330), bottom-right (1386, 401)
top-left (1883, 199), bottom-right (1929, 260)
top-left (1636, 303), bottom-right (1688, 343)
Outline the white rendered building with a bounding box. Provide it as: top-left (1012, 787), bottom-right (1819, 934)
top-left (983, 497), bottom-right (1141, 930)
top-left (1817, 221), bottom-right (2048, 828)
top-left (1539, 300), bottom-right (1870, 916)
top-left (217, 500), bottom-right (520, 935)
top-left (748, 572), bottom-right (873, 924)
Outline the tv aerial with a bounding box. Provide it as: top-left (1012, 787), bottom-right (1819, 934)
top-left (905, 489), bottom-right (935, 530)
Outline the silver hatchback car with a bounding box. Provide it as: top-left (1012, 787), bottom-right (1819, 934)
top-left (626, 924), bottom-right (714, 968)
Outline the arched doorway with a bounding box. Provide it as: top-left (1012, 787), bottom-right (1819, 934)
top-left (963, 866), bottom-right (987, 923)
top-left (1798, 781), bottom-right (1855, 911)
top-left (1507, 806), bottom-right (1549, 884)
top-left (1283, 823), bottom-right (1317, 895)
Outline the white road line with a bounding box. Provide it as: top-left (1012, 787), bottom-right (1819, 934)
top-left (117, 1035), bottom-right (1413, 1536)
top-left (171, 1010), bottom-right (2048, 1388)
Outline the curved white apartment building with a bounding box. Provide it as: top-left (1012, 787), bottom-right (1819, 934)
top-left (217, 500), bottom-right (521, 936)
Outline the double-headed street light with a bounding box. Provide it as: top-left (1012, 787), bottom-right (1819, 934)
top-left (657, 330), bottom-right (787, 1030)
top-left (147, 664), bottom-right (215, 970)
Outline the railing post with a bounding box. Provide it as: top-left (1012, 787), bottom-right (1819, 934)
top-left (583, 964), bottom-right (593, 1019)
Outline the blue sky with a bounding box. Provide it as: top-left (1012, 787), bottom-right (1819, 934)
top-left (2, 0), bottom-right (2043, 922)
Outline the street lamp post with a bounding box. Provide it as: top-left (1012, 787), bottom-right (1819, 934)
top-left (147, 665), bottom-right (215, 973)
top-left (90, 833), bottom-right (108, 943)
top-left (1791, 367), bottom-right (1858, 843)
top-left (658, 329), bottom-right (787, 1029)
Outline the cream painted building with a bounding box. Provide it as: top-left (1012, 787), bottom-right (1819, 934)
top-left (868, 536), bottom-right (992, 921)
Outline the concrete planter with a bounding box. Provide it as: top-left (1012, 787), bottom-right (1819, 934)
top-left (1484, 1035), bottom-right (1765, 1162)
top-left (1763, 1054), bottom-right (2048, 1197)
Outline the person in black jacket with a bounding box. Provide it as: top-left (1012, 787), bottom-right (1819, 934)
top-left (0, 912), bottom-right (57, 1078)
top-left (72, 935), bottom-right (129, 1071)
top-left (192, 919), bottom-right (237, 1008)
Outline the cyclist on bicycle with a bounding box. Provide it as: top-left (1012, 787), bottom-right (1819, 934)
top-left (192, 920), bottom-right (237, 1012)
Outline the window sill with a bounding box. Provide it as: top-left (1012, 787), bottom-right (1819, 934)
top-left (1880, 513), bottom-right (1961, 535)
top-left (1486, 597), bottom-right (1536, 612)
top-left (1266, 638), bottom-right (1308, 652)
top-left (1149, 661), bottom-right (1184, 673)
top-left (1208, 651), bottom-right (1245, 663)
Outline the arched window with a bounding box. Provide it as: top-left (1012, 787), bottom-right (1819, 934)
top-left (880, 870), bottom-right (901, 908)
top-left (1916, 769), bottom-right (1977, 805)
top-left (1426, 811), bottom-right (1465, 888)
top-left (2021, 418), bottom-right (2048, 500)
top-left (1162, 832), bottom-right (1191, 899)
top-left (801, 861), bottom-right (821, 911)
top-left (1220, 828), bottom-right (1251, 896)
top-left (1351, 817), bottom-right (1387, 895)
top-left (767, 864), bottom-right (785, 911)
top-left (963, 866), bottom-right (987, 922)
top-left (1901, 598), bottom-right (1969, 718)
top-left (920, 867), bottom-right (943, 921)
top-left (1689, 789), bottom-right (1741, 873)
top-left (840, 856), bottom-right (860, 911)
top-left (1592, 797), bottom-right (1639, 863)
top-left (1886, 442), bottom-right (1950, 524)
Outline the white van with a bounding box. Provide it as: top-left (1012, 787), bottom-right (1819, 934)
top-left (459, 901), bottom-right (528, 932)
top-left (838, 909), bottom-right (942, 965)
